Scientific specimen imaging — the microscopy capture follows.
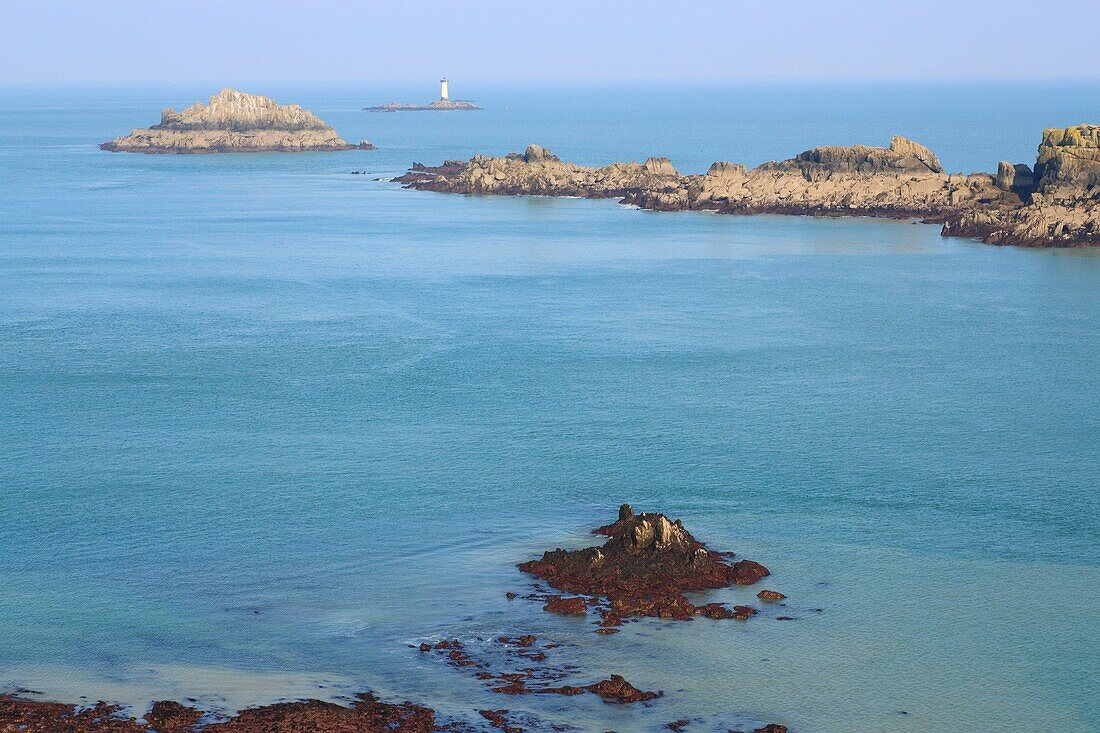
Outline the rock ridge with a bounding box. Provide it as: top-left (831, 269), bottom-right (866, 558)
top-left (396, 127), bottom-right (1100, 248)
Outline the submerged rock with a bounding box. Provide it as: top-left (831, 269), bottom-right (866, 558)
top-left (102, 89), bottom-right (374, 154)
top-left (543, 595), bottom-right (588, 615)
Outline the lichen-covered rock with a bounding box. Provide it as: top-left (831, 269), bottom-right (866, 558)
top-left (945, 124), bottom-right (1100, 247)
top-left (1034, 124), bottom-right (1100, 187)
top-left (102, 89), bottom-right (373, 153)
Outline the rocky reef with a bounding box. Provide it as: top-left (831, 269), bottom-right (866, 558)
top-left (397, 126), bottom-right (1100, 248)
top-left (518, 504), bottom-right (769, 628)
top-left (102, 89), bottom-right (374, 154)
top-left (0, 693), bottom-right (436, 732)
top-left (1, 505), bottom-right (794, 733)
top-left (366, 100), bottom-right (480, 112)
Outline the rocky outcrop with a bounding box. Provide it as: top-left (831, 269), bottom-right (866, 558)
top-left (398, 127), bottom-right (1100, 248)
top-left (1034, 124), bottom-right (1100, 187)
top-left (399, 136), bottom-right (1011, 222)
top-left (518, 504), bottom-right (768, 627)
top-left (102, 89), bottom-right (374, 153)
top-left (945, 124), bottom-right (1100, 247)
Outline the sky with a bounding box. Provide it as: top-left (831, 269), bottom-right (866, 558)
top-left (1, 0), bottom-right (1098, 85)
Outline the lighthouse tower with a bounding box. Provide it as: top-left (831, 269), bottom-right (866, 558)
top-left (440, 77), bottom-right (449, 101)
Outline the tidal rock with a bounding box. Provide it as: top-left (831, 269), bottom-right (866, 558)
top-left (519, 507), bottom-right (770, 625)
top-left (102, 89), bottom-right (373, 154)
top-left (729, 560), bottom-right (770, 585)
top-left (586, 674), bottom-right (662, 703)
top-left (543, 595), bottom-right (588, 615)
top-left (756, 589), bottom-right (787, 601)
top-left (144, 701), bottom-right (202, 733)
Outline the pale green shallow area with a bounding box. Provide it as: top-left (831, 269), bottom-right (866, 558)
top-left (0, 84), bottom-right (1098, 732)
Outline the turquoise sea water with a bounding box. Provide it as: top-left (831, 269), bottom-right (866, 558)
top-left (1, 83), bottom-right (1099, 732)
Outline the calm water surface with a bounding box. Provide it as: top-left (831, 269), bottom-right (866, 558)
top-left (1, 83), bottom-right (1099, 732)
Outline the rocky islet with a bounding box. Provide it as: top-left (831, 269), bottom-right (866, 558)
top-left (101, 89), bottom-right (374, 154)
top-left (518, 504), bottom-right (770, 628)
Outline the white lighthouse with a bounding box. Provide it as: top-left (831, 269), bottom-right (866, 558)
top-left (440, 77), bottom-right (449, 101)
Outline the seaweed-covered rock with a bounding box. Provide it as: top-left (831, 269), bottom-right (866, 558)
top-left (519, 505), bottom-right (769, 625)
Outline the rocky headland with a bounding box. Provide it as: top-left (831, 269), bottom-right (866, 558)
top-left (101, 89), bottom-right (374, 154)
top-left (396, 126), bottom-right (1100, 248)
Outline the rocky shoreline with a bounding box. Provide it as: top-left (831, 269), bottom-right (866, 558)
top-left (102, 89), bottom-right (374, 154)
top-left (395, 126), bottom-right (1100, 248)
top-left (2, 507), bottom-right (788, 733)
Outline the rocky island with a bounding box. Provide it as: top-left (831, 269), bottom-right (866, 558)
top-left (395, 125), bottom-right (1100, 248)
top-left (101, 89), bottom-right (374, 154)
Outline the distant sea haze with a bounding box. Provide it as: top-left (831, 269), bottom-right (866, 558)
top-left (0, 83), bottom-right (1097, 733)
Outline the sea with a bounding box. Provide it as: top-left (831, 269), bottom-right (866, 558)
top-left (1, 82), bottom-right (1098, 732)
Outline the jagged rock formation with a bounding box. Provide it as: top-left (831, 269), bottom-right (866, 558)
top-left (398, 128), bottom-right (1100, 248)
top-left (102, 89), bottom-right (374, 153)
top-left (946, 124), bottom-right (1100, 246)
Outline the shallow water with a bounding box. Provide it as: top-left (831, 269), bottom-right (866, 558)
top-left (1, 83), bottom-right (1099, 732)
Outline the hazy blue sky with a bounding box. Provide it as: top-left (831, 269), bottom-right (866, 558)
top-left (2, 1), bottom-right (1097, 84)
